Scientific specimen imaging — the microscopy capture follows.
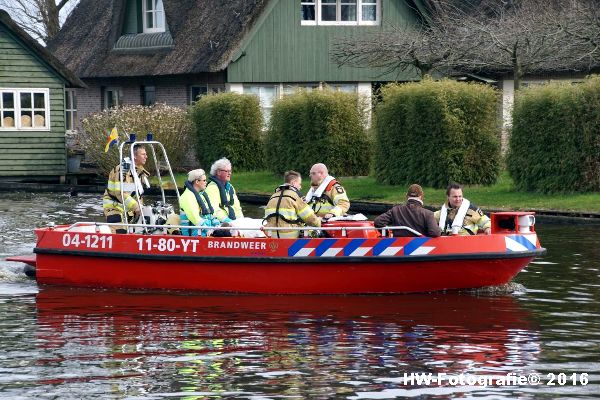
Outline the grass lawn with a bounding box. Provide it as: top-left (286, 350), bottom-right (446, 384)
top-left (166, 170), bottom-right (600, 213)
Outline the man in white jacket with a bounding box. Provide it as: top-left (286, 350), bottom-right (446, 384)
top-left (434, 183), bottom-right (491, 235)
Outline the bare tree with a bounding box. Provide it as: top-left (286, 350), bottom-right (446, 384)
top-left (332, 24), bottom-right (452, 78)
top-left (332, 0), bottom-right (600, 90)
top-left (0, 0), bottom-right (78, 43)
top-left (553, 0), bottom-right (600, 70)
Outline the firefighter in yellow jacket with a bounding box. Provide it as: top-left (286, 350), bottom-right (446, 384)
top-left (434, 183), bottom-right (491, 235)
top-left (305, 163), bottom-right (350, 218)
top-left (102, 145), bottom-right (150, 233)
top-left (264, 170), bottom-right (321, 238)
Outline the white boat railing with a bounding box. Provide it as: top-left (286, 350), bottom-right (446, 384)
top-left (117, 136), bottom-right (181, 230)
top-left (61, 221), bottom-right (423, 237)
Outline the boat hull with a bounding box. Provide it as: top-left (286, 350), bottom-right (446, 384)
top-left (33, 227), bottom-right (545, 294)
top-left (35, 253), bottom-right (536, 294)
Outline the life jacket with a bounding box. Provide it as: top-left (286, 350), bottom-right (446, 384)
top-left (438, 199), bottom-right (477, 235)
top-left (264, 184), bottom-right (303, 234)
top-left (103, 165), bottom-right (148, 215)
top-left (305, 177), bottom-right (338, 209)
top-left (182, 180), bottom-right (214, 216)
top-left (208, 175), bottom-right (236, 220)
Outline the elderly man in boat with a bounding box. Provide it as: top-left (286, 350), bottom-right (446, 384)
top-left (179, 168), bottom-right (221, 236)
top-left (305, 163), bottom-right (350, 219)
top-left (264, 170), bottom-right (321, 238)
top-left (204, 158), bottom-right (265, 237)
top-left (205, 158), bottom-right (243, 223)
top-left (434, 183), bottom-right (491, 235)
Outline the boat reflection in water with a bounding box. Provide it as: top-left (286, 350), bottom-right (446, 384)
top-left (34, 288), bottom-right (540, 397)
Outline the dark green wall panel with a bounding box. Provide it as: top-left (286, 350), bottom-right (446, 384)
top-left (0, 25), bottom-right (67, 177)
top-left (228, 0), bottom-right (422, 82)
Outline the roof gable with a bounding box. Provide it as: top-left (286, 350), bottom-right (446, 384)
top-left (0, 9), bottom-right (85, 87)
top-left (48, 0), bottom-right (269, 78)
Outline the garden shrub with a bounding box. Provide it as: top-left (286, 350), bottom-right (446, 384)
top-left (373, 78), bottom-right (501, 188)
top-left (190, 92), bottom-right (264, 171)
top-left (265, 89), bottom-right (371, 176)
top-left (81, 104), bottom-right (193, 175)
top-left (508, 75), bottom-right (600, 193)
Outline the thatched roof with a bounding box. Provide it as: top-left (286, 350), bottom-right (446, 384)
top-left (47, 0), bottom-right (269, 78)
top-left (0, 9), bottom-right (85, 87)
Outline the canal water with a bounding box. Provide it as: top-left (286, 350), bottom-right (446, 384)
top-left (0, 191), bottom-right (599, 399)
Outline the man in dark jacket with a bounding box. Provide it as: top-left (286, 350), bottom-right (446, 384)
top-left (374, 184), bottom-right (441, 237)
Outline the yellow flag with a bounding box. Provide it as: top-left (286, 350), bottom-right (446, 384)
top-left (104, 127), bottom-right (119, 152)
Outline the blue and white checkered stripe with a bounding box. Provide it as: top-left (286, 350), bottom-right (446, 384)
top-left (505, 234), bottom-right (537, 251)
top-left (287, 237), bottom-right (434, 257)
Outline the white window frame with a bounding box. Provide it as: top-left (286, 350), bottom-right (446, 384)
top-left (245, 83), bottom-right (345, 124)
top-left (142, 0), bottom-right (165, 33)
top-left (65, 89), bottom-right (77, 132)
top-left (0, 88), bottom-right (50, 131)
top-left (325, 82), bottom-right (358, 92)
top-left (243, 84), bottom-right (280, 125)
top-left (301, 0), bottom-right (380, 26)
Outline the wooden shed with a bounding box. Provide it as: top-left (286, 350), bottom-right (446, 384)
top-left (0, 10), bottom-right (84, 182)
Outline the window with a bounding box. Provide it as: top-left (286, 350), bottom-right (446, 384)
top-left (142, 85), bottom-right (156, 106)
top-left (190, 84), bottom-right (224, 104)
top-left (65, 89), bottom-right (77, 132)
top-left (143, 0), bottom-right (165, 33)
top-left (301, 0), bottom-right (379, 25)
top-left (104, 87), bottom-right (123, 109)
top-left (0, 88), bottom-right (49, 130)
top-left (282, 83), bottom-right (319, 96)
top-left (244, 83), bottom-right (321, 124)
top-left (243, 85), bottom-right (279, 124)
top-left (327, 83), bottom-right (358, 92)
top-left (301, 1), bottom-right (316, 22)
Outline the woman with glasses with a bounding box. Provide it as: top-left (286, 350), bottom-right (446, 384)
top-left (179, 168), bottom-right (220, 236)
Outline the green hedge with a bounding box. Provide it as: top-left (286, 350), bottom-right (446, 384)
top-left (507, 76), bottom-right (600, 193)
top-left (190, 92), bottom-right (264, 171)
top-left (373, 79), bottom-right (501, 188)
top-left (81, 104), bottom-right (193, 175)
top-left (265, 89), bottom-right (371, 176)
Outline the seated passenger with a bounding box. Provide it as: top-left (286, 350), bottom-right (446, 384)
top-left (204, 158), bottom-right (243, 223)
top-left (374, 184), bottom-right (441, 237)
top-left (179, 169), bottom-right (220, 236)
top-left (264, 170), bottom-right (321, 238)
top-left (434, 183), bottom-right (491, 235)
top-left (305, 163), bottom-right (350, 219)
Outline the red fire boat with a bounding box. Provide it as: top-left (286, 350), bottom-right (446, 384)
top-left (5, 210), bottom-right (543, 294)
top-left (6, 137), bottom-right (546, 294)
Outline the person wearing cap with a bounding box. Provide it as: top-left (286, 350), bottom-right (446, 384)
top-left (305, 163), bottom-right (350, 219)
top-left (434, 182), bottom-right (491, 235)
top-left (374, 184), bottom-right (441, 237)
top-left (179, 168), bottom-right (220, 236)
top-left (264, 170), bottom-right (322, 238)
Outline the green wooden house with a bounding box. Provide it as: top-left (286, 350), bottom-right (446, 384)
top-left (227, 0), bottom-right (427, 102)
top-left (0, 10), bottom-right (84, 182)
top-left (48, 0), bottom-right (426, 128)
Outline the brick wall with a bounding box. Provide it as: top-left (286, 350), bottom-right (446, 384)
top-left (74, 81), bottom-right (102, 132)
top-left (71, 72), bottom-right (226, 132)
